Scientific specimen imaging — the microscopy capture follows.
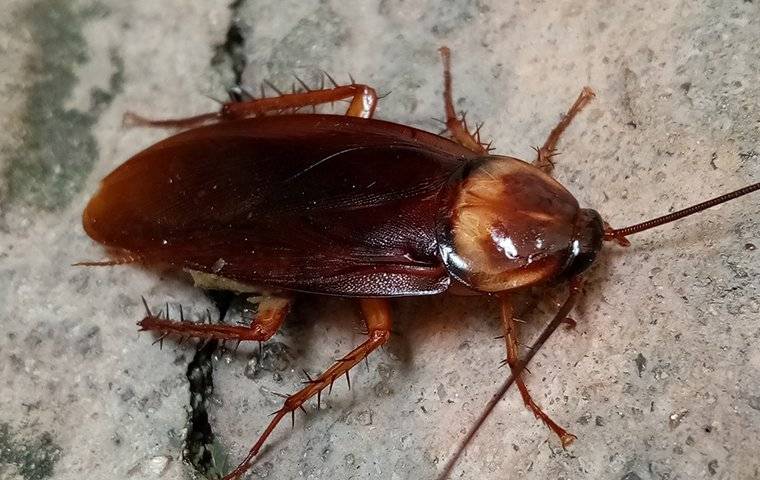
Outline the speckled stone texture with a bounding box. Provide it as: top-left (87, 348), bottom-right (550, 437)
top-left (1, 1), bottom-right (758, 480)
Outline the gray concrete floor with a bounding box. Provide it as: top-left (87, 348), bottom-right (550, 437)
top-left (1, 1), bottom-right (759, 479)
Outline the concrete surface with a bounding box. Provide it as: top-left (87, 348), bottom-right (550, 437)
top-left (1, 1), bottom-right (758, 480)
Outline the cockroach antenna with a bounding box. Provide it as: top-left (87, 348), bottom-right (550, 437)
top-left (604, 182), bottom-right (760, 246)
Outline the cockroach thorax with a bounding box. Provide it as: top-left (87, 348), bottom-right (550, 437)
top-left (437, 156), bottom-right (602, 292)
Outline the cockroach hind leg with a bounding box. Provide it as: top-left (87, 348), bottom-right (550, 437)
top-left (438, 46), bottom-right (491, 155)
top-left (221, 81), bottom-right (378, 120)
top-left (533, 86), bottom-right (595, 175)
top-left (137, 295), bottom-right (290, 344)
top-left (220, 298), bottom-right (392, 480)
top-left (122, 77), bottom-right (380, 130)
top-left (500, 297), bottom-right (576, 448)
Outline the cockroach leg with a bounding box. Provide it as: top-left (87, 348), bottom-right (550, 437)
top-left (438, 46), bottom-right (490, 155)
top-left (138, 295), bottom-right (290, 343)
top-left (124, 82), bottom-right (378, 130)
top-left (222, 298), bottom-right (392, 480)
top-left (533, 87), bottom-right (595, 175)
top-left (223, 82), bottom-right (378, 119)
top-left (439, 280), bottom-right (583, 480)
top-left (500, 297), bottom-right (576, 447)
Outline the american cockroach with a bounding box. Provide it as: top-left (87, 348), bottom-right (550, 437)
top-left (81, 47), bottom-right (759, 479)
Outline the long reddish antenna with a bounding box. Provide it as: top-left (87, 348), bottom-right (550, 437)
top-left (605, 182), bottom-right (760, 244)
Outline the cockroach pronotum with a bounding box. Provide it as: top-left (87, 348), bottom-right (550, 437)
top-left (80, 47), bottom-right (759, 479)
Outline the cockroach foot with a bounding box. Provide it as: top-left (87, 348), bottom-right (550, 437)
top-left (562, 317), bottom-right (577, 329)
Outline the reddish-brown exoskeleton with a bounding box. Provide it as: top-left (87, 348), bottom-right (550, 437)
top-left (81, 47), bottom-right (759, 479)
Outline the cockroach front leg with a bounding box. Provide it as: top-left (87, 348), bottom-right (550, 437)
top-left (124, 80), bottom-right (378, 129)
top-left (138, 295), bottom-right (290, 343)
top-left (533, 87), bottom-right (595, 175)
top-left (222, 298), bottom-right (392, 480)
top-left (500, 298), bottom-right (576, 447)
top-left (439, 46), bottom-right (490, 155)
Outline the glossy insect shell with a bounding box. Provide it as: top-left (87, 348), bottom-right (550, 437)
top-left (82, 114), bottom-right (602, 296)
top-left (437, 156), bottom-right (604, 292)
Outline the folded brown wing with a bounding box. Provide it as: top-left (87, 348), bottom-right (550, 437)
top-left (84, 114), bottom-right (476, 296)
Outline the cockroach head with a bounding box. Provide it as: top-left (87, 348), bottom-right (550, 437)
top-left (559, 208), bottom-right (604, 280)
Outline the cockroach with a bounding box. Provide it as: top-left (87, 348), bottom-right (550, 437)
top-left (80, 47), bottom-right (759, 479)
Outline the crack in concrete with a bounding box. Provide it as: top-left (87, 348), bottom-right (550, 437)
top-left (183, 291), bottom-right (235, 478)
top-left (211, 0), bottom-right (249, 87)
top-left (184, 339), bottom-right (219, 477)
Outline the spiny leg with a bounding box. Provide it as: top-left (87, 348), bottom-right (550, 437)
top-left (500, 297), bottom-right (576, 447)
top-left (222, 298), bottom-right (392, 480)
top-left (124, 80), bottom-right (378, 129)
top-left (138, 295), bottom-right (290, 343)
top-left (533, 86), bottom-right (595, 175)
top-left (223, 82), bottom-right (378, 119)
top-left (437, 279), bottom-right (584, 480)
top-left (439, 46), bottom-right (489, 155)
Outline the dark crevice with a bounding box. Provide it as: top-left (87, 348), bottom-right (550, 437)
top-left (184, 290), bottom-right (235, 478)
top-left (211, 0), bottom-right (249, 86)
top-left (184, 339), bottom-right (217, 476)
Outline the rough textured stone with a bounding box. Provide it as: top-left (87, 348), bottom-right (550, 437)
top-left (1, 1), bottom-right (758, 479)
top-left (0, 2), bottom-right (229, 479)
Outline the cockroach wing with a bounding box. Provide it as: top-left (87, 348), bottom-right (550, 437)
top-left (84, 115), bottom-right (478, 296)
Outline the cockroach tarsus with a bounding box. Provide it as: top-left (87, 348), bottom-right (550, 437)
top-left (80, 46), bottom-right (759, 479)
